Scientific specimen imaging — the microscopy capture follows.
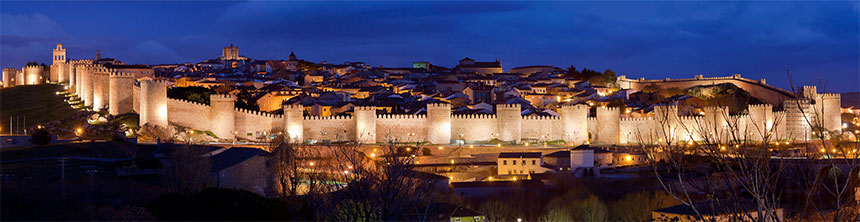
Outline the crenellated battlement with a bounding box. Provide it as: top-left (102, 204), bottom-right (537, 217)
top-left (820, 93), bottom-right (841, 99)
top-left (453, 114), bottom-right (496, 119)
top-left (377, 114), bottom-right (426, 119)
top-left (70, 59), bottom-right (93, 65)
top-left (597, 106), bottom-right (619, 112)
top-left (235, 107), bottom-right (277, 118)
top-left (143, 79), bottom-right (171, 85)
top-left (22, 43), bottom-right (845, 144)
top-left (678, 115), bottom-right (703, 121)
top-left (109, 71), bottom-right (135, 78)
top-left (497, 103), bottom-right (521, 110)
top-left (523, 115), bottom-right (560, 120)
top-left (283, 104), bottom-right (304, 110)
top-left (427, 103), bottom-right (452, 109)
top-left (561, 104), bottom-right (588, 110)
top-left (168, 98), bottom-right (208, 107)
top-left (210, 94), bottom-right (235, 101)
top-left (305, 115), bottom-right (353, 121)
top-left (621, 117), bottom-right (652, 122)
top-left (704, 106), bottom-right (727, 112)
top-left (748, 104), bottom-right (772, 108)
top-left (355, 106), bottom-right (377, 111)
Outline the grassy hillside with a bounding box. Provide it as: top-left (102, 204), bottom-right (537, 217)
top-left (0, 84), bottom-right (79, 134)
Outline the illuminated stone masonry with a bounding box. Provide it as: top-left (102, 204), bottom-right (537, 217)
top-left (4, 43), bottom-right (844, 145)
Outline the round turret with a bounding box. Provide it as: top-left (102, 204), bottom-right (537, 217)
top-left (91, 67), bottom-right (110, 111)
top-left (79, 65), bottom-right (94, 106)
top-left (109, 71), bottom-right (136, 115)
top-left (140, 80), bottom-right (169, 128)
top-left (22, 65), bottom-right (43, 85)
top-left (3, 68), bottom-right (18, 87)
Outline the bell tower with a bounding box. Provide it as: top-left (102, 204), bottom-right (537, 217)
top-left (53, 43), bottom-right (66, 64)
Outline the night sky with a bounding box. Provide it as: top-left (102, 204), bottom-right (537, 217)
top-left (2, 1), bottom-right (858, 92)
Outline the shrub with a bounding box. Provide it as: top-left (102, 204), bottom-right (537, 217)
top-left (29, 128), bottom-right (51, 146)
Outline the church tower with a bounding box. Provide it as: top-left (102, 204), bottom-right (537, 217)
top-left (52, 43), bottom-right (67, 82)
top-left (53, 43), bottom-right (66, 64)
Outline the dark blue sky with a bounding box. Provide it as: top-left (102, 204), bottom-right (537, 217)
top-left (2, 1), bottom-right (858, 92)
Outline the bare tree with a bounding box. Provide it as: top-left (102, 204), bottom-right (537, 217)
top-left (636, 69), bottom-right (860, 221)
top-left (267, 127), bottom-right (323, 199)
top-left (783, 69), bottom-right (860, 221)
top-left (313, 140), bottom-right (434, 221)
top-left (161, 144), bottom-right (212, 194)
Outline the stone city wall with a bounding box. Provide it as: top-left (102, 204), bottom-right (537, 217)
top-left (34, 46), bottom-right (842, 145)
top-left (617, 74), bottom-right (795, 106)
top-left (451, 114), bottom-right (498, 142)
top-left (376, 114), bottom-right (428, 143)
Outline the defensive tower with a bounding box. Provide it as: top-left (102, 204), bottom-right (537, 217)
top-left (109, 71), bottom-right (135, 115)
top-left (3, 68), bottom-right (18, 87)
top-left (561, 104), bottom-right (589, 145)
top-left (496, 104), bottom-right (522, 143)
top-left (23, 65), bottom-right (42, 85)
top-left (653, 105), bottom-right (679, 144)
top-left (354, 106), bottom-right (377, 144)
top-left (91, 67), bottom-right (110, 111)
top-left (596, 106), bottom-right (621, 144)
top-left (427, 103), bottom-right (452, 144)
top-left (140, 80), bottom-right (168, 128)
top-left (283, 104), bottom-right (304, 142)
top-left (210, 94), bottom-right (236, 140)
top-left (747, 104), bottom-right (774, 141)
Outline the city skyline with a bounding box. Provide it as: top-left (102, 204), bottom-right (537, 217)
top-left (2, 1), bottom-right (858, 92)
